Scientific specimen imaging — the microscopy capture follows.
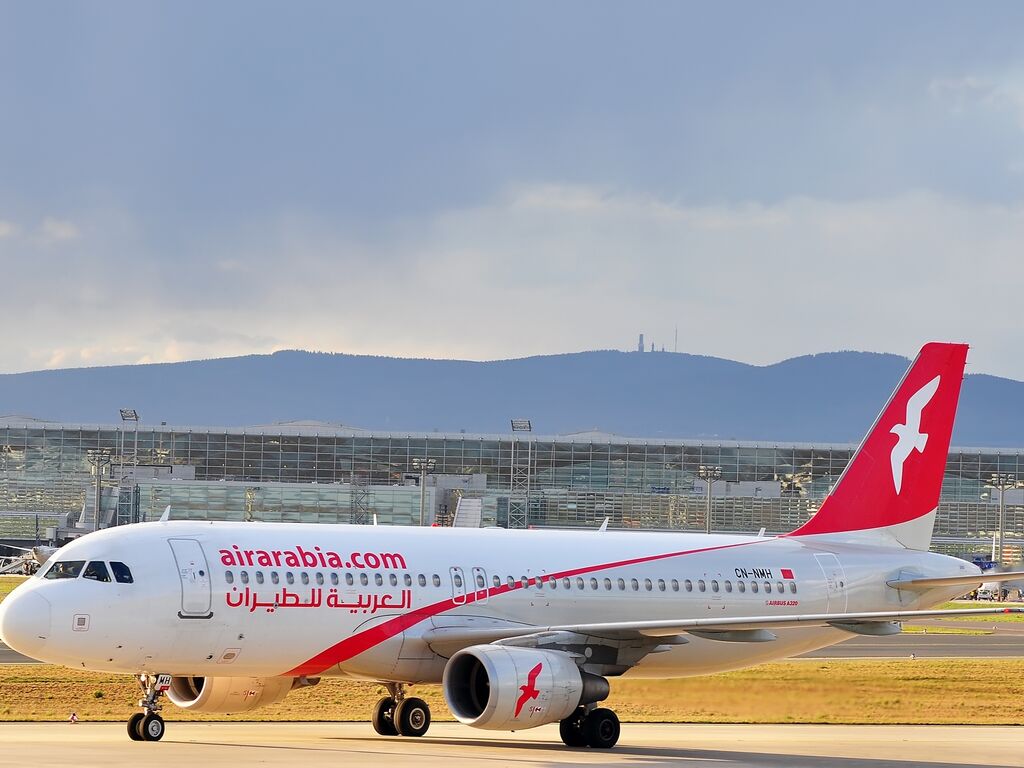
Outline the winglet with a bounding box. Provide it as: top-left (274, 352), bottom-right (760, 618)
top-left (598, 517), bottom-right (609, 532)
top-left (788, 342), bottom-right (969, 550)
top-left (159, 505), bottom-right (171, 523)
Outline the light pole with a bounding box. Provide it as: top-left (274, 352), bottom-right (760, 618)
top-left (86, 449), bottom-right (112, 531)
top-left (990, 472), bottom-right (1022, 567)
top-left (412, 457), bottom-right (436, 526)
top-left (698, 465), bottom-right (722, 535)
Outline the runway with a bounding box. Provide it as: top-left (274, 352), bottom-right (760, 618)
top-left (0, 722), bottom-right (1019, 767)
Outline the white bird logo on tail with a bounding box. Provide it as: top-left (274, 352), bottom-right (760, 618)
top-left (889, 375), bottom-right (941, 495)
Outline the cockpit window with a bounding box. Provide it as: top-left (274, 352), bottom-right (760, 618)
top-left (83, 561), bottom-right (111, 582)
top-left (42, 560), bottom-right (86, 580)
top-left (110, 561), bottom-right (134, 584)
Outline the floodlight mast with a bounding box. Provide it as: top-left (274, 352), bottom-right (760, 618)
top-left (412, 457), bottom-right (436, 526)
top-left (698, 465), bottom-right (722, 535)
top-left (990, 473), bottom-right (1023, 567)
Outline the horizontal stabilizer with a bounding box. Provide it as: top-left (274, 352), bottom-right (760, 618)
top-left (887, 571), bottom-right (1024, 591)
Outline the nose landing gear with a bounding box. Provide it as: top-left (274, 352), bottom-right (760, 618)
top-left (127, 674), bottom-right (170, 741)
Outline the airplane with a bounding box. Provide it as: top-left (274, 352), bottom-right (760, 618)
top-left (2, 341), bottom-right (1024, 748)
top-left (0, 544), bottom-right (58, 575)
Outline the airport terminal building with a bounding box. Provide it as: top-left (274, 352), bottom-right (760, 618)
top-left (0, 417), bottom-right (1021, 558)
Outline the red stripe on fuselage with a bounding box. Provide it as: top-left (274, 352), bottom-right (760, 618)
top-left (284, 536), bottom-right (773, 677)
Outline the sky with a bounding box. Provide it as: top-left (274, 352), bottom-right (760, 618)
top-left (2, 2), bottom-right (1024, 379)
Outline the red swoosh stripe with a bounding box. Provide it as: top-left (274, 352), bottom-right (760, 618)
top-left (284, 536), bottom-right (771, 677)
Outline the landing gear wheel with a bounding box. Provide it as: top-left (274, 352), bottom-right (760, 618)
top-left (140, 713), bottom-right (165, 742)
top-left (127, 712), bottom-right (145, 741)
top-left (559, 710), bottom-right (588, 747)
top-left (394, 697), bottom-right (431, 737)
top-left (584, 708), bottom-right (620, 749)
top-left (371, 696), bottom-right (398, 736)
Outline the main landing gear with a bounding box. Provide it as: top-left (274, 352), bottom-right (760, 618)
top-left (371, 683), bottom-right (431, 738)
top-left (559, 705), bottom-right (620, 749)
top-left (127, 674), bottom-right (170, 742)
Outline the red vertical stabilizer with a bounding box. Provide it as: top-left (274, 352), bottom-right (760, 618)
top-left (788, 342), bottom-right (969, 549)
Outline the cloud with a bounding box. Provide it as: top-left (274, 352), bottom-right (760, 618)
top-left (2, 186), bottom-right (1024, 381)
top-left (0, 220), bottom-right (16, 238)
top-left (36, 217), bottom-right (80, 245)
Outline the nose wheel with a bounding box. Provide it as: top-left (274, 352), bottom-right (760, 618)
top-left (128, 674), bottom-right (170, 742)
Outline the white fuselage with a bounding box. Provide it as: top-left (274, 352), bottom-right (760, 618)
top-left (2, 520), bottom-right (975, 681)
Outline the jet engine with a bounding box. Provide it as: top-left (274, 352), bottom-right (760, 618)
top-left (442, 644), bottom-right (609, 730)
top-left (166, 676), bottom-right (296, 713)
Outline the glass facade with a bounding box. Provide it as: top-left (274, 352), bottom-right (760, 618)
top-left (0, 419), bottom-right (1021, 557)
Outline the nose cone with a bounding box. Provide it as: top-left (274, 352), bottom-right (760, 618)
top-left (0, 590), bottom-right (52, 659)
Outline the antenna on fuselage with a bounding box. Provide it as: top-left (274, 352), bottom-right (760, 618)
top-left (598, 517), bottom-right (609, 532)
top-left (159, 505), bottom-right (171, 523)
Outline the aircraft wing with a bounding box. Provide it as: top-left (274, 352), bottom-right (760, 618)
top-left (886, 571), bottom-right (1024, 591)
top-left (422, 606), bottom-right (1024, 654)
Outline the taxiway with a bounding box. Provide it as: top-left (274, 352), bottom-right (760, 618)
top-left (0, 722), bottom-right (1018, 767)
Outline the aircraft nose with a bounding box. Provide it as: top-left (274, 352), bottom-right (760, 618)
top-left (0, 590), bottom-right (52, 659)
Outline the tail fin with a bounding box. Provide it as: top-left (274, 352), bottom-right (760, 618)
top-left (788, 342), bottom-right (968, 550)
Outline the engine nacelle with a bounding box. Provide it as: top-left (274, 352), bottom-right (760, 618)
top-left (166, 676), bottom-right (294, 713)
top-left (443, 645), bottom-right (609, 730)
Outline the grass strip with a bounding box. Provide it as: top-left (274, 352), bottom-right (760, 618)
top-left (2, 659), bottom-right (1024, 724)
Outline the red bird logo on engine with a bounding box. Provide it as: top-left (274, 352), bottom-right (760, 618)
top-left (514, 662), bottom-right (543, 717)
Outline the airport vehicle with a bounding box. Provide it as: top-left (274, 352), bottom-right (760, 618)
top-left (2, 342), bottom-right (1023, 748)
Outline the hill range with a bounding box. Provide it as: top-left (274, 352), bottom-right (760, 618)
top-left (0, 349), bottom-right (1020, 447)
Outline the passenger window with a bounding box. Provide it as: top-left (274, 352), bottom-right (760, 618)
top-left (604, 578), bottom-right (612, 590)
top-left (345, 573), bottom-right (354, 586)
top-left (453, 574), bottom-right (463, 588)
top-left (110, 561), bottom-right (134, 584)
top-left (316, 572), bottom-right (325, 585)
top-left (671, 579), bottom-right (679, 592)
top-left (738, 581), bottom-right (746, 593)
top-left (590, 578), bottom-right (599, 590)
top-left (711, 580), bottom-right (719, 593)
top-left (698, 579), bottom-right (706, 592)
top-left (658, 579), bottom-right (666, 592)
top-left (301, 572), bottom-right (310, 585)
top-left (375, 573), bottom-right (384, 586)
top-left (433, 574), bottom-right (442, 587)
top-left (751, 581), bottom-right (759, 593)
top-left (576, 577), bottom-right (585, 590)
top-left (360, 573), bottom-right (369, 586)
top-left (507, 576), bottom-right (515, 588)
top-left (43, 560), bottom-right (86, 580)
top-left (548, 578), bottom-right (557, 590)
top-left (225, 570), bottom-right (235, 585)
top-left (789, 581), bottom-right (797, 593)
top-left (240, 570), bottom-right (250, 584)
top-left (724, 580), bottom-right (733, 593)
top-left (272, 572), bottom-right (281, 585)
top-left (631, 578), bottom-right (639, 591)
top-left (764, 581), bottom-right (772, 593)
top-left (418, 574), bottom-right (427, 587)
top-left (685, 579), bottom-right (693, 592)
top-left (520, 577), bottom-right (529, 588)
top-left (286, 572), bottom-right (295, 585)
top-left (563, 578), bottom-right (571, 589)
top-left (476, 574), bottom-right (485, 589)
top-left (492, 575), bottom-right (500, 588)
top-left (776, 581), bottom-right (784, 594)
top-left (617, 578), bottom-right (626, 591)
top-left (644, 578), bottom-right (653, 591)
top-left (405, 574), bottom-right (414, 587)
top-left (331, 573), bottom-right (339, 586)
top-left (389, 574), bottom-right (398, 586)
top-left (255, 571), bottom-right (265, 585)
top-left (83, 561), bottom-right (111, 582)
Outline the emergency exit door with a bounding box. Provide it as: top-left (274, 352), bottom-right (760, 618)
top-left (168, 538), bottom-right (213, 618)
